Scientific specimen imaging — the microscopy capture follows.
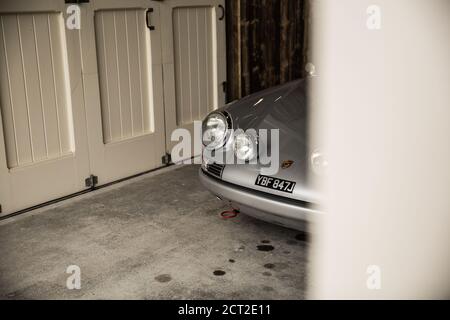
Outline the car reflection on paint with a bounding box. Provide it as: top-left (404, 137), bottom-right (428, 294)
top-left (199, 79), bottom-right (324, 231)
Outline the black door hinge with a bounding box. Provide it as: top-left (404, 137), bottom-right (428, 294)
top-left (65, 0), bottom-right (90, 4)
top-left (218, 4), bottom-right (225, 20)
top-left (146, 8), bottom-right (155, 30)
top-left (162, 153), bottom-right (171, 165)
top-left (85, 175), bottom-right (98, 189)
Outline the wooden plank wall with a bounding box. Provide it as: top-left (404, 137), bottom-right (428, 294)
top-left (225, 0), bottom-right (307, 102)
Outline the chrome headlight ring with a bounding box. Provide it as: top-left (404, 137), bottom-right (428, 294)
top-left (202, 111), bottom-right (233, 150)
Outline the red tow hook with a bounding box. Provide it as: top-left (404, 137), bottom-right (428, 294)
top-left (220, 208), bottom-right (240, 219)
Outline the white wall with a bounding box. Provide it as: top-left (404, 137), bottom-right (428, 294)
top-left (309, 0), bottom-right (450, 299)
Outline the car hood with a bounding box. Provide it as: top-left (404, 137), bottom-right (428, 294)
top-left (218, 79), bottom-right (322, 204)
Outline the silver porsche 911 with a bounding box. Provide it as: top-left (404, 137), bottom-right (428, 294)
top-left (199, 79), bottom-right (324, 231)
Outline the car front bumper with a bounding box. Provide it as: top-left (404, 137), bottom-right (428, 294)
top-left (199, 168), bottom-right (321, 231)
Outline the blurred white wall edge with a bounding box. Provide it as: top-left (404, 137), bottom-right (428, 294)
top-left (308, 0), bottom-right (450, 299)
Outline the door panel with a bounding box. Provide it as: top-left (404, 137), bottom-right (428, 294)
top-left (0, 1), bottom-right (90, 215)
top-left (94, 9), bottom-right (154, 143)
top-left (173, 6), bottom-right (215, 126)
top-left (81, 0), bottom-right (166, 184)
top-left (160, 0), bottom-right (226, 160)
top-left (0, 12), bottom-right (73, 168)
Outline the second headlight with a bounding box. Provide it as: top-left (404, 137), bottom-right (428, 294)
top-left (234, 131), bottom-right (258, 161)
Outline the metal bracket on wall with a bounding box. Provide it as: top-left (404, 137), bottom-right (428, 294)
top-left (218, 5), bottom-right (225, 20)
top-left (162, 153), bottom-right (172, 165)
top-left (85, 175), bottom-right (98, 189)
top-left (222, 81), bottom-right (228, 102)
top-left (146, 8), bottom-right (155, 30)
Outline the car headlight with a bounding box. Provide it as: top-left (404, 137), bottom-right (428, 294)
top-left (234, 132), bottom-right (257, 161)
top-left (202, 112), bottom-right (229, 149)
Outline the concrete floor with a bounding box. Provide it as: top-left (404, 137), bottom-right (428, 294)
top-left (0, 165), bottom-right (309, 299)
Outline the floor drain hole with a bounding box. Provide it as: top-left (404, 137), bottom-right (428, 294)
top-left (257, 245), bottom-right (274, 251)
top-left (213, 270), bottom-right (226, 276)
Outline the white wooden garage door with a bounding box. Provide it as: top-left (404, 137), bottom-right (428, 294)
top-left (160, 0), bottom-right (226, 155)
top-left (0, 0), bottom-right (225, 216)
